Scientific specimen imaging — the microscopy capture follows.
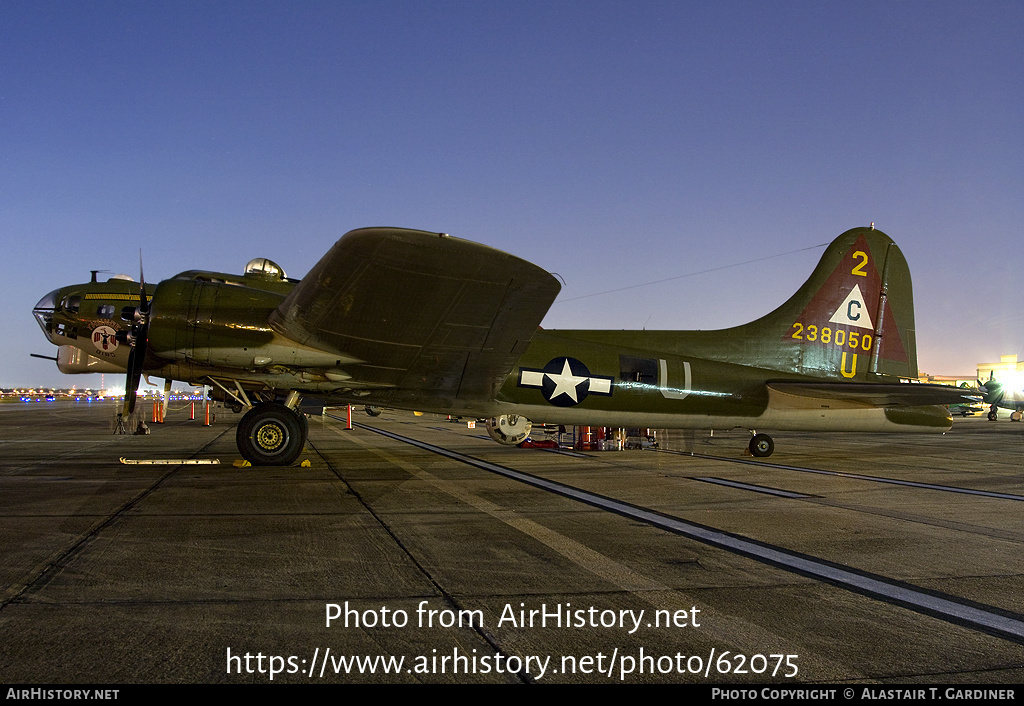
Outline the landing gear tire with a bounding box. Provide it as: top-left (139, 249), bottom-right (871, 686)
top-left (988, 411), bottom-right (998, 421)
top-left (237, 402), bottom-right (305, 466)
top-left (749, 433), bottom-right (774, 458)
top-left (1011, 411), bottom-right (1022, 422)
top-left (364, 405), bottom-right (382, 417)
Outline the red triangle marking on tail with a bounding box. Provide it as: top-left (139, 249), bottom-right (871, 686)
top-left (786, 234), bottom-right (907, 363)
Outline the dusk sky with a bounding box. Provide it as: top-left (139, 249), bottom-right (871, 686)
top-left (3, 1), bottom-right (1022, 391)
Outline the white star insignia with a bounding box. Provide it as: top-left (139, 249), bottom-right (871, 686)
top-left (546, 358), bottom-right (588, 403)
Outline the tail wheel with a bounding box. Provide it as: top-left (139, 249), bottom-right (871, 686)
top-left (749, 433), bottom-right (774, 458)
top-left (237, 403), bottom-right (305, 466)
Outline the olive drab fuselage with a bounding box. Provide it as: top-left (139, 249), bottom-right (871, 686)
top-left (34, 226), bottom-right (970, 463)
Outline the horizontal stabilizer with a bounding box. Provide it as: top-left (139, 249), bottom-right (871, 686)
top-left (767, 380), bottom-right (979, 407)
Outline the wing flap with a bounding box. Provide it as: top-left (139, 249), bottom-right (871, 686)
top-left (268, 228), bottom-right (560, 407)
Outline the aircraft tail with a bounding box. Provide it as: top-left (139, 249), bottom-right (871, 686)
top-left (726, 226), bottom-right (918, 381)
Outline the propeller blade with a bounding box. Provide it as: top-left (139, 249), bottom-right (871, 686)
top-left (138, 250), bottom-right (149, 313)
top-left (122, 345), bottom-right (144, 416)
top-left (121, 251), bottom-right (151, 417)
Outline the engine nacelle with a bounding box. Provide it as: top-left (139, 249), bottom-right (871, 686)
top-left (485, 414), bottom-right (532, 445)
top-left (56, 345), bottom-right (126, 374)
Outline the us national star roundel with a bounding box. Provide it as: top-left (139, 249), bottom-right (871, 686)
top-left (517, 356), bottom-right (613, 407)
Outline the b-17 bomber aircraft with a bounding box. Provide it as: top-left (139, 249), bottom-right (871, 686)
top-left (32, 225), bottom-right (972, 464)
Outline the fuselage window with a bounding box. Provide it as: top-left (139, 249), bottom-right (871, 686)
top-left (620, 355), bottom-right (658, 384)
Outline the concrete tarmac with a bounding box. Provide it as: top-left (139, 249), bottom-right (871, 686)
top-left (1, 399), bottom-right (1023, 684)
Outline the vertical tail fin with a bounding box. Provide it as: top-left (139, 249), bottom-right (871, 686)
top-left (731, 226), bottom-right (918, 380)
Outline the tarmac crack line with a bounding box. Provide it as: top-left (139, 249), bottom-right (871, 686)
top-left (658, 449), bottom-right (1024, 502)
top-left (308, 424), bottom-right (531, 684)
top-left (320, 418), bottom-right (847, 675)
top-left (663, 449), bottom-right (1024, 541)
top-left (348, 419), bottom-right (1024, 647)
top-left (0, 425), bottom-right (235, 612)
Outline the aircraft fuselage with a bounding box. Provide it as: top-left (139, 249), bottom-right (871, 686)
top-left (33, 226), bottom-right (969, 464)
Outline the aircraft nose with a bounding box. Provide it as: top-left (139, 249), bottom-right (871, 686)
top-left (33, 288), bottom-right (60, 340)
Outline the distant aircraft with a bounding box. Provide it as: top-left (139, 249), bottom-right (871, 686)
top-left (978, 374), bottom-right (1024, 421)
top-left (33, 225), bottom-right (972, 464)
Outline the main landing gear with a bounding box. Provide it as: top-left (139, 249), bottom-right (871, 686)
top-left (236, 400), bottom-right (309, 466)
top-left (748, 432), bottom-right (775, 458)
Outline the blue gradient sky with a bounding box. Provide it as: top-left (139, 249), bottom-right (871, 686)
top-left (3, 1), bottom-right (1022, 389)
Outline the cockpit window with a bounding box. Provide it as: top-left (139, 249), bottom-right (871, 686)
top-left (62, 295), bottom-right (81, 313)
top-left (97, 304), bottom-right (115, 318)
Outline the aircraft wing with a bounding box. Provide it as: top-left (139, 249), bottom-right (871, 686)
top-left (766, 381), bottom-right (980, 407)
top-left (268, 228), bottom-right (561, 408)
